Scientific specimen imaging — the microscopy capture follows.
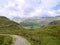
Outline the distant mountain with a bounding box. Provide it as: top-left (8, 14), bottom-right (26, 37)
top-left (11, 16), bottom-right (60, 28)
top-left (49, 20), bottom-right (60, 25)
top-left (20, 16), bottom-right (60, 28)
top-left (11, 15), bottom-right (53, 23)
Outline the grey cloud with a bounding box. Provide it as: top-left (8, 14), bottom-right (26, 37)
top-left (23, 0), bottom-right (41, 15)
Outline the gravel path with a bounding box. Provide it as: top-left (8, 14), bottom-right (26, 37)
top-left (11, 35), bottom-right (30, 45)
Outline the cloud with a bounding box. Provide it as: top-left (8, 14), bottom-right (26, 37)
top-left (41, 0), bottom-right (58, 9)
top-left (0, 0), bottom-right (60, 18)
top-left (26, 0), bottom-right (60, 17)
top-left (0, 0), bottom-right (25, 18)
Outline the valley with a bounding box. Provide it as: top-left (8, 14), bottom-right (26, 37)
top-left (0, 16), bottom-right (60, 45)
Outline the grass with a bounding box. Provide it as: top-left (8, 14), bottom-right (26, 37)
top-left (0, 35), bottom-right (13, 45)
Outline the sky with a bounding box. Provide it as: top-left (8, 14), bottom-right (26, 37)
top-left (0, 0), bottom-right (60, 18)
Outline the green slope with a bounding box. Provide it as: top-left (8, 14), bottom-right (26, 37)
top-left (23, 24), bottom-right (60, 45)
top-left (0, 16), bottom-right (24, 34)
top-left (42, 24), bottom-right (60, 38)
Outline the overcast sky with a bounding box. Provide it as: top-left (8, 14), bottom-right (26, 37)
top-left (0, 0), bottom-right (60, 18)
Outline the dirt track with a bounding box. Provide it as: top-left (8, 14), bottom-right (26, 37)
top-left (11, 35), bottom-right (30, 45)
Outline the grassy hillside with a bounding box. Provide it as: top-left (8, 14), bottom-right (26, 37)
top-left (0, 35), bottom-right (13, 45)
top-left (0, 16), bottom-right (24, 45)
top-left (0, 16), bottom-right (24, 34)
top-left (43, 24), bottom-right (60, 38)
top-left (22, 24), bottom-right (60, 45)
top-left (0, 16), bottom-right (60, 45)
